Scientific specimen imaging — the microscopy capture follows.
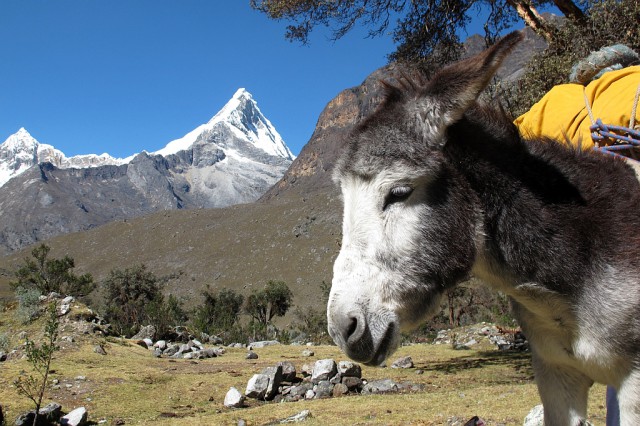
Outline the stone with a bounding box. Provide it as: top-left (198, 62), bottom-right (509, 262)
top-left (279, 410), bottom-right (312, 423)
top-left (523, 405), bottom-right (544, 426)
top-left (361, 379), bottom-right (400, 394)
top-left (314, 380), bottom-right (333, 399)
top-left (301, 349), bottom-right (314, 357)
top-left (332, 383), bottom-right (349, 397)
top-left (246, 351), bottom-right (258, 360)
top-left (261, 365), bottom-right (283, 400)
top-left (245, 374), bottom-right (270, 399)
top-left (311, 359), bottom-right (337, 383)
top-left (39, 402), bottom-right (62, 422)
top-left (277, 361), bottom-right (297, 382)
top-left (338, 361), bottom-right (361, 377)
top-left (131, 325), bottom-right (156, 340)
top-left (14, 410), bottom-right (36, 426)
top-left (62, 296), bottom-right (75, 304)
top-left (202, 348), bottom-right (218, 358)
top-left (153, 348), bottom-right (162, 358)
top-left (224, 387), bottom-right (245, 408)
top-left (249, 340), bottom-right (279, 349)
top-left (341, 376), bottom-right (363, 391)
top-left (391, 356), bottom-right (414, 369)
top-left (60, 406), bottom-right (88, 426)
top-left (0, 351), bottom-right (7, 362)
top-left (154, 340), bottom-right (167, 350)
top-left (304, 389), bottom-right (315, 400)
top-left (300, 363), bottom-right (314, 376)
top-left (289, 382), bottom-right (313, 398)
top-left (142, 338), bottom-right (153, 348)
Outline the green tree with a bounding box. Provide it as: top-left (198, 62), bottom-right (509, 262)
top-left (102, 264), bottom-right (163, 337)
top-left (11, 244), bottom-right (95, 298)
top-left (13, 302), bottom-right (59, 426)
top-left (244, 280), bottom-right (293, 327)
top-left (191, 287), bottom-right (244, 335)
top-left (251, 0), bottom-right (587, 66)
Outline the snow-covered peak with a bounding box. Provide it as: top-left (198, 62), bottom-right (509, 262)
top-left (0, 128), bottom-right (128, 188)
top-left (154, 89), bottom-right (295, 161)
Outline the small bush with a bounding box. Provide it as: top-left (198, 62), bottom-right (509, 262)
top-left (0, 332), bottom-right (9, 352)
top-left (15, 286), bottom-right (42, 324)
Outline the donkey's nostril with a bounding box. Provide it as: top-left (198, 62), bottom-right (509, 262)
top-left (346, 316), bottom-right (358, 338)
top-left (343, 311), bottom-right (366, 344)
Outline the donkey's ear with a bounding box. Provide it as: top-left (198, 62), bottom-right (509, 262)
top-left (414, 31), bottom-right (523, 137)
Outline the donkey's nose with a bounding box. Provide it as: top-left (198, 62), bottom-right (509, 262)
top-left (335, 310), bottom-right (367, 345)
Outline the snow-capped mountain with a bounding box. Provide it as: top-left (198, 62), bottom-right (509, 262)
top-left (0, 89), bottom-right (295, 254)
top-left (155, 88), bottom-right (295, 161)
top-left (0, 128), bottom-right (127, 188)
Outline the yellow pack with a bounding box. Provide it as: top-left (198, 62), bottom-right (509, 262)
top-left (514, 66), bottom-right (640, 148)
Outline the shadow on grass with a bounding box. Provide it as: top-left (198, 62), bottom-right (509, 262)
top-left (418, 350), bottom-right (534, 378)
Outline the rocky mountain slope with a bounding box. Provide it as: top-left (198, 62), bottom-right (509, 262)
top-left (0, 89), bottom-right (294, 254)
top-left (0, 31), bottom-right (545, 308)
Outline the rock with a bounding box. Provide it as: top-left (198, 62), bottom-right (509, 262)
top-left (279, 410), bottom-right (312, 423)
top-left (249, 340), bottom-right (279, 349)
top-left (300, 363), bottom-right (314, 376)
top-left (301, 349), bottom-right (314, 357)
top-left (153, 348), bottom-right (163, 358)
top-left (332, 382), bottom-right (349, 397)
top-left (245, 374), bottom-right (270, 400)
top-left (0, 351), bottom-right (7, 362)
top-left (142, 338), bottom-right (153, 348)
top-left (75, 375), bottom-right (87, 381)
top-left (246, 351), bottom-right (258, 360)
top-left (39, 402), bottom-right (62, 422)
top-left (261, 365), bottom-right (283, 400)
top-left (60, 303), bottom-right (71, 315)
top-left (224, 387), bottom-right (245, 408)
top-left (391, 356), bottom-right (414, 369)
top-left (311, 359), bottom-right (337, 383)
top-left (154, 340), bottom-right (167, 350)
top-left (523, 405), bottom-right (544, 426)
top-left (62, 295), bottom-right (74, 304)
top-left (361, 379), bottom-right (400, 394)
top-left (14, 410), bottom-right (36, 426)
top-left (60, 406), bottom-right (88, 426)
top-left (131, 325), bottom-right (156, 340)
top-left (304, 389), bottom-right (315, 400)
top-left (202, 348), bottom-right (218, 358)
top-left (338, 361), bottom-right (361, 377)
top-left (289, 382), bottom-right (313, 398)
top-left (314, 380), bottom-right (333, 399)
top-left (341, 376), bottom-right (363, 391)
top-left (277, 361), bottom-right (297, 382)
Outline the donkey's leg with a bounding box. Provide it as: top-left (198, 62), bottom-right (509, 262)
top-left (532, 354), bottom-right (592, 425)
top-left (618, 369), bottom-right (640, 425)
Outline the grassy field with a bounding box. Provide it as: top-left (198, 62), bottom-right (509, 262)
top-left (0, 305), bottom-right (608, 426)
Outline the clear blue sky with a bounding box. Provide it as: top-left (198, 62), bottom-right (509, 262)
top-left (1, 1), bottom-right (490, 158)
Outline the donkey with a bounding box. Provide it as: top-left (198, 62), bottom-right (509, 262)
top-left (327, 31), bottom-right (640, 425)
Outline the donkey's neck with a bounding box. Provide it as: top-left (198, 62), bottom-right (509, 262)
top-left (444, 105), bottom-right (637, 298)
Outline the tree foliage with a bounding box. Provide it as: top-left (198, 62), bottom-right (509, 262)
top-left (251, 0), bottom-right (587, 66)
top-left (102, 264), bottom-right (164, 337)
top-left (503, 0), bottom-right (640, 117)
top-left (244, 280), bottom-right (293, 327)
top-left (11, 244), bottom-right (95, 298)
top-left (191, 287), bottom-right (244, 335)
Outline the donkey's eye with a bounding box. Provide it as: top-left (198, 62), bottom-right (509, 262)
top-left (384, 185), bottom-right (413, 210)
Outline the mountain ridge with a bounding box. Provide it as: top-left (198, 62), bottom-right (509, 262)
top-left (0, 89), bottom-right (295, 254)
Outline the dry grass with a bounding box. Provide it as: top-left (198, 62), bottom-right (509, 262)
top-left (0, 315), bottom-right (608, 426)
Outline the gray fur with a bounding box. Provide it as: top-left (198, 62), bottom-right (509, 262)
top-left (328, 31), bottom-right (640, 424)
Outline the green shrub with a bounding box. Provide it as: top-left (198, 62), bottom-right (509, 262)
top-left (15, 286), bottom-right (42, 324)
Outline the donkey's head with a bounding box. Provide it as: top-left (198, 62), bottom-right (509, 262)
top-left (327, 32), bottom-right (523, 365)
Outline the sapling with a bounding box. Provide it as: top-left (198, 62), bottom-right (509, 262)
top-left (13, 302), bottom-right (60, 426)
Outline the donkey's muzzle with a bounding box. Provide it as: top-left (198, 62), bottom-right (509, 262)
top-left (328, 308), bottom-right (398, 366)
